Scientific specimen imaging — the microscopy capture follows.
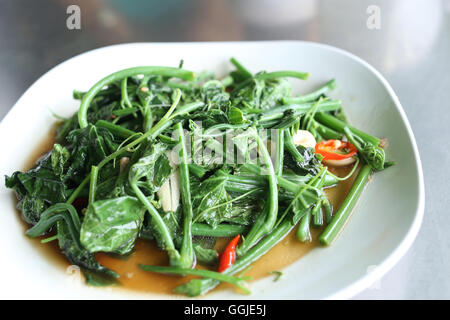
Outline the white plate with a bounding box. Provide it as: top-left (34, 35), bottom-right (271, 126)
top-left (0, 41), bottom-right (424, 299)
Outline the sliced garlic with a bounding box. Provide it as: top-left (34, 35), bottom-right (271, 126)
top-left (156, 151), bottom-right (181, 212)
top-left (157, 179), bottom-right (172, 212)
top-left (323, 157), bottom-right (357, 167)
top-left (166, 149), bottom-right (179, 167)
top-left (292, 130), bottom-right (317, 148)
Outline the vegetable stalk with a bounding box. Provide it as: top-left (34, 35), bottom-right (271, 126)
top-left (237, 128), bottom-right (278, 255)
top-left (319, 164), bottom-right (372, 245)
top-left (174, 207), bottom-right (307, 297)
top-left (174, 122), bottom-right (195, 269)
top-left (78, 66), bottom-right (195, 128)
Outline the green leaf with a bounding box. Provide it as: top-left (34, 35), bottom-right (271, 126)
top-left (129, 142), bottom-right (172, 194)
top-left (6, 172), bottom-right (44, 224)
top-left (64, 124), bottom-right (118, 184)
top-left (51, 144), bottom-right (70, 178)
top-left (192, 175), bottom-right (231, 228)
top-left (232, 76), bottom-right (291, 111)
top-left (19, 155), bottom-right (68, 203)
top-left (174, 279), bottom-right (215, 297)
top-left (87, 102), bottom-right (118, 125)
top-left (191, 173), bottom-right (256, 228)
top-left (190, 108), bottom-right (229, 128)
top-left (58, 221), bottom-right (118, 278)
top-left (5, 150), bottom-right (70, 224)
top-left (193, 243), bottom-right (218, 267)
top-left (17, 195), bottom-right (47, 225)
top-left (259, 78), bottom-right (291, 110)
top-left (232, 78), bottom-right (265, 109)
top-left (83, 269), bottom-right (119, 287)
top-left (228, 106), bottom-right (246, 124)
top-left (139, 209), bottom-right (181, 250)
top-left (201, 80), bottom-right (230, 109)
top-left (283, 145), bottom-right (322, 175)
top-left (80, 196), bottom-right (146, 255)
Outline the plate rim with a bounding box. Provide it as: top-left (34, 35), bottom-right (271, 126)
top-left (0, 40), bottom-right (425, 300)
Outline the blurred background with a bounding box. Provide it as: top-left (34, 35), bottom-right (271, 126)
top-left (1, 0), bottom-right (449, 299)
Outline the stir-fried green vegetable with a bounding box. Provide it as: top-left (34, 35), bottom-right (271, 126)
top-left (5, 57), bottom-right (391, 296)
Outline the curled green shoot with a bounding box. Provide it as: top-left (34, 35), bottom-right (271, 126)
top-left (78, 66), bottom-right (195, 128)
top-left (344, 127), bottom-right (386, 171)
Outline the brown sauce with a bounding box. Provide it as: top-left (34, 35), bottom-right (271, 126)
top-left (16, 131), bottom-right (358, 296)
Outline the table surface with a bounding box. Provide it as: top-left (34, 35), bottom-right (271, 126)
top-left (1, 0), bottom-right (449, 299)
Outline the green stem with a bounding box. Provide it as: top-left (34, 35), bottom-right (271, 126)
top-left (326, 157), bottom-right (360, 181)
top-left (232, 70), bottom-right (309, 95)
top-left (319, 164), bottom-right (372, 245)
top-left (297, 210), bottom-right (312, 242)
top-left (239, 163), bottom-right (338, 191)
top-left (283, 79), bottom-right (336, 104)
top-left (70, 92), bottom-right (194, 205)
top-left (343, 126), bottom-right (386, 171)
top-left (26, 203), bottom-right (81, 249)
top-left (139, 265), bottom-right (251, 295)
top-left (175, 122), bottom-right (194, 269)
top-left (284, 129), bottom-right (304, 162)
top-left (192, 223), bottom-right (247, 237)
top-left (257, 100), bottom-right (341, 123)
top-left (221, 75), bottom-right (234, 87)
top-left (322, 198), bottom-right (333, 224)
top-left (78, 66), bottom-right (194, 128)
top-left (120, 77), bottom-right (133, 109)
top-left (188, 163), bottom-right (207, 178)
top-left (160, 89), bottom-right (182, 122)
top-left (66, 175), bottom-right (90, 204)
top-left (315, 112), bottom-right (380, 146)
top-left (315, 122), bottom-right (342, 140)
top-left (143, 106), bottom-right (153, 132)
top-left (96, 102), bottom-right (201, 173)
top-left (167, 81), bottom-right (193, 91)
top-left (230, 57), bottom-right (253, 79)
top-left (41, 235), bottom-right (58, 244)
top-left (130, 183), bottom-right (180, 263)
top-left (283, 172), bottom-right (338, 188)
top-left (96, 120), bottom-right (137, 139)
top-left (312, 201), bottom-right (324, 227)
top-left (274, 167), bottom-right (326, 230)
top-left (112, 107), bottom-right (139, 117)
top-left (237, 128), bottom-right (278, 255)
top-left (275, 129), bottom-right (284, 176)
top-left (88, 165), bottom-right (99, 205)
top-left (174, 208), bottom-right (305, 296)
top-left (257, 70), bottom-right (309, 81)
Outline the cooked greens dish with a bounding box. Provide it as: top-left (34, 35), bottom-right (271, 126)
top-left (5, 58), bottom-right (391, 296)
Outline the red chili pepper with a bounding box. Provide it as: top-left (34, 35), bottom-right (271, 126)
top-left (315, 139), bottom-right (358, 160)
top-left (218, 235), bottom-right (240, 273)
